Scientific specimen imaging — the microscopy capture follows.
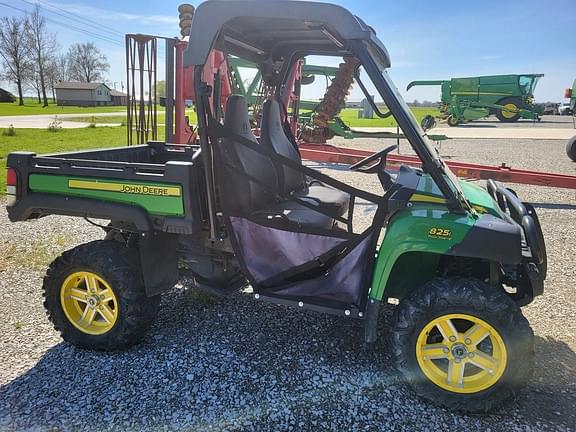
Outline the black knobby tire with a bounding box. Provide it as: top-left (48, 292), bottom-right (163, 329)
top-left (446, 115), bottom-right (459, 127)
top-left (43, 240), bottom-right (160, 350)
top-left (391, 277), bottom-right (534, 413)
top-left (566, 135), bottom-right (576, 162)
top-left (495, 97), bottom-right (522, 122)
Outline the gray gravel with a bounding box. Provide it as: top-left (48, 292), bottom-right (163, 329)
top-left (0, 133), bottom-right (575, 431)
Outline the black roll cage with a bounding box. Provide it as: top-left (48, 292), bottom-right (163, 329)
top-left (194, 39), bottom-right (467, 238)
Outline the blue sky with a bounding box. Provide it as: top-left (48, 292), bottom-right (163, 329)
top-left (1, 0), bottom-right (575, 102)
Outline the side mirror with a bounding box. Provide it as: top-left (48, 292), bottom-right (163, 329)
top-left (421, 115), bottom-right (436, 132)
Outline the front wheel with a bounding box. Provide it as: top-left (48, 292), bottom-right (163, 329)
top-left (447, 115), bottom-right (459, 127)
top-left (391, 277), bottom-right (534, 413)
top-left (43, 240), bottom-right (160, 350)
top-left (495, 97), bottom-right (522, 122)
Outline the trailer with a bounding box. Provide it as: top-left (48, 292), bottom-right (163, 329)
top-left (407, 74), bottom-right (544, 126)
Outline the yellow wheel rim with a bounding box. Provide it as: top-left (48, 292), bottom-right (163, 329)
top-left (416, 313), bottom-right (507, 394)
top-left (501, 103), bottom-right (519, 119)
top-left (60, 271), bottom-right (119, 335)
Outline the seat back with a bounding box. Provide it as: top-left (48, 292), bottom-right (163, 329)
top-left (218, 95), bottom-right (278, 215)
top-left (260, 99), bottom-right (306, 195)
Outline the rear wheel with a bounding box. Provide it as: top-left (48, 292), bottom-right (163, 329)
top-left (495, 97), bottom-right (522, 122)
top-left (566, 135), bottom-right (576, 162)
top-left (43, 240), bottom-right (160, 350)
top-left (391, 277), bottom-right (534, 413)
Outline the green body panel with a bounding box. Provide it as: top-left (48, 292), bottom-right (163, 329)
top-left (369, 204), bottom-right (476, 300)
top-left (462, 107), bottom-right (490, 121)
top-left (414, 175), bottom-right (501, 216)
top-left (369, 176), bottom-right (502, 300)
top-left (458, 181), bottom-right (501, 216)
top-left (28, 174), bottom-right (185, 216)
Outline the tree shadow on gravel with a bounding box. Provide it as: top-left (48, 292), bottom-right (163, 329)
top-left (455, 124), bottom-right (498, 128)
top-left (0, 289), bottom-right (575, 431)
top-left (517, 336), bottom-right (576, 425)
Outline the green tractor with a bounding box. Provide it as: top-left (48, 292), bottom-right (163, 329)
top-left (408, 74), bottom-right (544, 126)
top-left (5, 1), bottom-right (546, 413)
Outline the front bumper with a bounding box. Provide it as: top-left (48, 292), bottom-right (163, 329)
top-left (487, 180), bottom-right (546, 305)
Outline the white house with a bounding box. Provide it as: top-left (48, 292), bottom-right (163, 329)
top-left (54, 82), bottom-right (113, 107)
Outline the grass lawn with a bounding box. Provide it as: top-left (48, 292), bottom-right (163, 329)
top-left (0, 106), bottom-right (438, 194)
top-left (66, 113), bottom-right (174, 125)
top-left (66, 115), bottom-right (128, 124)
top-left (0, 99), bottom-right (127, 116)
top-left (64, 107), bottom-right (439, 128)
top-left (1, 126), bottom-right (127, 194)
top-left (66, 111), bottom-right (198, 125)
top-left (339, 107), bottom-right (439, 127)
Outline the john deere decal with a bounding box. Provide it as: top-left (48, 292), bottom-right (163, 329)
top-left (68, 180), bottom-right (181, 197)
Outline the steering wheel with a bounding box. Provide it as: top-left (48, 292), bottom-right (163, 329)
top-left (350, 145), bottom-right (398, 190)
top-left (350, 145), bottom-right (398, 173)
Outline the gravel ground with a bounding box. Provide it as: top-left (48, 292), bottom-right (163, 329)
top-left (0, 133), bottom-right (575, 431)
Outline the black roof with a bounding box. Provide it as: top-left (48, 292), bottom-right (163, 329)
top-left (184, 0), bottom-right (390, 68)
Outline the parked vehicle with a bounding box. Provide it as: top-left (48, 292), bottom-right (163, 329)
top-left (563, 81), bottom-right (576, 161)
top-left (564, 79), bottom-right (576, 113)
top-left (5, 0), bottom-right (547, 413)
top-left (540, 103), bottom-right (559, 116)
top-left (407, 74), bottom-right (544, 126)
top-left (558, 103), bottom-right (573, 116)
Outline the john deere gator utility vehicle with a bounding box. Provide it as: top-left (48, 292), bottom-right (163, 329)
top-left (408, 74), bottom-right (544, 126)
top-left (5, 0), bottom-right (547, 413)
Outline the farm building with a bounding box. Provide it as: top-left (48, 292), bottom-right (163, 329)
top-left (110, 89), bottom-right (128, 106)
top-left (0, 88), bottom-right (16, 103)
top-left (54, 82), bottom-right (114, 107)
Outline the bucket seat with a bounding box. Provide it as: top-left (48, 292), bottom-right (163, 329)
top-left (217, 95), bottom-right (334, 229)
top-left (259, 99), bottom-right (350, 218)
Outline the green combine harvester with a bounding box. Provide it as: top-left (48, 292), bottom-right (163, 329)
top-left (407, 74), bottom-right (544, 126)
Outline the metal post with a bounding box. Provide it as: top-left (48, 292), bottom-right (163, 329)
top-left (165, 38), bottom-right (175, 143)
top-left (125, 34), bottom-right (158, 145)
top-left (125, 35), bottom-right (132, 146)
top-left (174, 42), bottom-right (187, 144)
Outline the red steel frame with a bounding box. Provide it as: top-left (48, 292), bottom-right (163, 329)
top-left (174, 45), bottom-right (232, 144)
top-left (170, 46), bottom-right (576, 190)
top-left (299, 143), bottom-right (576, 189)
